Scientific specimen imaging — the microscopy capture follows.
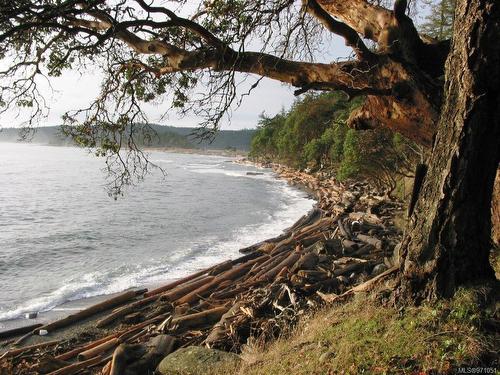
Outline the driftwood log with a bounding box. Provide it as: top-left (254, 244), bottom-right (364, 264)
top-left (0, 163), bottom-right (404, 375)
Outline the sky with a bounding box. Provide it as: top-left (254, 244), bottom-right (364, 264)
top-left (1, 44), bottom-right (350, 131)
top-left (0, 11), bottom-right (353, 131)
top-left (20, 69), bottom-right (300, 131)
top-left (0, 2), bottom-right (430, 131)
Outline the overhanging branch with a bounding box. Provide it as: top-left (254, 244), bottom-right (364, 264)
top-left (304, 0), bottom-right (375, 61)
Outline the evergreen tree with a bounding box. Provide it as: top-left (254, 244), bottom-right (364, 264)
top-left (420, 0), bottom-right (457, 40)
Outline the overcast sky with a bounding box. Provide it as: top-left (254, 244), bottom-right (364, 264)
top-left (0, 3), bottom-right (429, 131)
top-left (1, 40), bottom-right (352, 131)
top-left (29, 69), bottom-right (301, 130)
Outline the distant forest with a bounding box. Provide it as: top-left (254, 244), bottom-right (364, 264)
top-left (250, 92), bottom-right (422, 197)
top-left (0, 125), bottom-right (256, 151)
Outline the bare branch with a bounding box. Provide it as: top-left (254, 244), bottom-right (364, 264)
top-left (394, 0), bottom-right (408, 23)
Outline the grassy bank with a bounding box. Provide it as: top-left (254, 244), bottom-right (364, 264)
top-left (211, 284), bottom-right (497, 375)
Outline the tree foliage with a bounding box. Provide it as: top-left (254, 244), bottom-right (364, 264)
top-left (0, 0), bottom-right (452, 194)
top-left (419, 0), bottom-right (456, 40)
top-left (250, 92), bottom-right (420, 193)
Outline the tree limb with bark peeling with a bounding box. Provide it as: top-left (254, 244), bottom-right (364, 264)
top-left (1, 1), bottom-right (449, 148)
top-left (0, 0), bottom-right (469, 209)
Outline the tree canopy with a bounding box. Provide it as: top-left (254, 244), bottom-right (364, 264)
top-left (250, 92), bottom-right (421, 195)
top-left (1, 1), bottom-right (450, 174)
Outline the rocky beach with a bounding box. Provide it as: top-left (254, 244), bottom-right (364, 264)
top-left (0, 160), bottom-right (406, 375)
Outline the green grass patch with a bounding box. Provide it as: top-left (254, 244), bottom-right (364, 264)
top-left (236, 287), bottom-right (498, 375)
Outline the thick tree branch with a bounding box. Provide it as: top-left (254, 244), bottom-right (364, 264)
top-left (316, 0), bottom-right (449, 77)
top-left (317, 0), bottom-right (391, 42)
top-left (304, 0), bottom-right (375, 61)
top-left (67, 8), bottom-right (386, 98)
top-left (394, 0), bottom-right (408, 23)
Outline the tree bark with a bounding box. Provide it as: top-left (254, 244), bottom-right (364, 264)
top-left (399, 0), bottom-right (499, 301)
top-left (492, 168), bottom-right (500, 246)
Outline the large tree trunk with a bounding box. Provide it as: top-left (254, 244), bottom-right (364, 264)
top-left (399, 0), bottom-right (499, 301)
top-left (493, 168), bottom-right (500, 246)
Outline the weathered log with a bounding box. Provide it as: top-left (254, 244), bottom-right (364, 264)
top-left (297, 270), bottom-right (329, 281)
top-left (117, 313), bottom-right (169, 341)
top-left (220, 258), bottom-right (264, 280)
top-left (123, 328), bottom-right (148, 344)
top-left (171, 306), bottom-right (229, 331)
top-left (247, 253), bottom-right (286, 278)
top-left (47, 354), bottom-right (106, 375)
top-left (1, 339), bottom-right (60, 359)
top-left (176, 258), bottom-right (264, 305)
top-left (249, 253), bottom-right (288, 281)
top-left (337, 219), bottom-right (351, 239)
top-left (291, 252), bottom-right (319, 272)
top-left (144, 267), bottom-right (213, 298)
top-left (276, 266), bottom-right (289, 279)
top-left (11, 331), bottom-right (34, 346)
top-left (96, 294), bottom-right (159, 328)
top-left (287, 208), bottom-right (323, 232)
top-left (161, 275), bottom-right (215, 302)
top-left (36, 355), bottom-right (71, 374)
top-left (296, 217), bottom-right (335, 239)
top-left (56, 329), bottom-right (127, 361)
top-left (269, 237), bottom-right (295, 255)
top-left (332, 260), bottom-right (374, 277)
top-left (35, 290), bottom-right (143, 335)
top-left (77, 338), bottom-right (120, 361)
top-left (208, 260), bottom-right (233, 276)
top-left (56, 331), bottom-right (123, 361)
top-left (301, 232), bottom-right (329, 247)
top-left (341, 239), bottom-right (359, 253)
top-left (238, 232), bottom-right (289, 253)
top-left (205, 302), bottom-right (243, 348)
top-left (0, 323), bottom-right (42, 340)
top-left (230, 250), bottom-right (265, 265)
top-left (326, 266), bottom-right (398, 304)
top-left (100, 361), bottom-right (111, 375)
top-left (349, 212), bottom-right (383, 225)
top-left (109, 344), bottom-right (147, 375)
top-left (211, 280), bottom-right (264, 300)
top-left (349, 243), bottom-right (375, 257)
top-left (175, 275), bottom-right (238, 306)
top-left (325, 239), bottom-right (343, 255)
top-left (258, 251), bottom-right (301, 281)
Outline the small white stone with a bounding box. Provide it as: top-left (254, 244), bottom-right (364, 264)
top-left (25, 312), bottom-right (38, 319)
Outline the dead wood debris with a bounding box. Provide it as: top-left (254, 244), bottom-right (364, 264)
top-left (0, 164), bottom-right (403, 375)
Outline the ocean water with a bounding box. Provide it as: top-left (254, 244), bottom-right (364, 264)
top-left (0, 143), bottom-right (314, 322)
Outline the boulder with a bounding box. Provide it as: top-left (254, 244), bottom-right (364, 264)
top-left (157, 346), bottom-right (241, 375)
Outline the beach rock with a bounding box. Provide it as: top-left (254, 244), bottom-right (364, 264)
top-left (157, 346), bottom-right (240, 375)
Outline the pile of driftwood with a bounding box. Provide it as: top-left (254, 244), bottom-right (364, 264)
top-left (0, 165), bottom-right (403, 375)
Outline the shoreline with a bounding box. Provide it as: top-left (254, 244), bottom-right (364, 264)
top-left (0, 160), bottom-right (404, 375)
top-left (0, 157), bottom-right (313, 336)
top-left (0, 140), bottom-right (249, 158)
